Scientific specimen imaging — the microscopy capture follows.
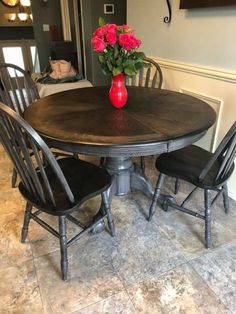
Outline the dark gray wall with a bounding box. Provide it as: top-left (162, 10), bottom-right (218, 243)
top-left (82, 0), bottom-right (127, 86)
top-left (31, 0), bottom-right (63, 71)
top-left (0, 27), bottom-right (34, 40)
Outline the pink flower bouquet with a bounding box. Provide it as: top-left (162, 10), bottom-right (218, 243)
top-left (91, 18), bottom-right (150, 76)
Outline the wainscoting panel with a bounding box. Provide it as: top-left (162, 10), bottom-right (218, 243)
top-left (179, 89), bottom-right (223, 152)
top-left (152, 57), bottom-right (236, 200)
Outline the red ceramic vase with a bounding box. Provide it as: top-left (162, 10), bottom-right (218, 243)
top-left (109, 73), bottom-right (128, 109)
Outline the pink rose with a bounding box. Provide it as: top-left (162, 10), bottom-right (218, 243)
top-left (106, 31), bottom-right (117, 45)
top-left (118, 34), bottom-right (141, 51)
top-left (93, 25), bottom-right (107, 38)
top-left (107, 24), bottom-right (117, 33)
top-left (91, 36), bottom-right (106, 52)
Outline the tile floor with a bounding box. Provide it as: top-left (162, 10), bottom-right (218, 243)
top-left (0, 147), bottom-right (236, 314)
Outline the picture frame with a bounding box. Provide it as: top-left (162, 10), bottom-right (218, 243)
top-left (180, 0), bottom-right (236, 9)
top-left (104, 4), bottom-right (115, 14)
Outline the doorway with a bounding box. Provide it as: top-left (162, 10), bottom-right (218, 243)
top-left (0, 39), bottom-right (40, 73)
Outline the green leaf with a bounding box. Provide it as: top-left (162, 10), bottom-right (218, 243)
top-left (101, 64), bottom-right (110, 75)
top-left (124, 59), bottom-right (135, 67)
top-left (114, 44), bottom-right (119, 59)
top-left (124, 66), bottom-right (137, 76)
top-left (98, 55), bottom-right (105, 64)
top-left (135, 52), bottom-right (145, 60)
top-left (116, 57), bottom-right (123, 66)
top-left (112, 67), bottom-right (122, 76)
top-left (106, 60), bottom-right (113, 71)
top-left (98, 17), bottom-right (106, 26)
top-left (135, 62), bottom-right (143, 70)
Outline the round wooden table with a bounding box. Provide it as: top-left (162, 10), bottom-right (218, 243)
top-left (24, 86), bottom-right (216, 200)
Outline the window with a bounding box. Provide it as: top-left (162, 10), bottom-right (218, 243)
top-left (2, 47), bottom-right (25, 76)
top-left (0, 39), bottom-right (39, 74)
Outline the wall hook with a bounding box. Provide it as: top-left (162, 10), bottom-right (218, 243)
top-left (164, 0), bottom-right (172, 23)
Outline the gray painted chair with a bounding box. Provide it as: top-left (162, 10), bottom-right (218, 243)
top-left (0, 63), bottom-right (75, 187)
top-left (149, 121), bottom-right (236, 248)
top-left (0, 63), bottom-right (40, 114)
top-left (125, 57), bottom-right (163, 89)
top-left (0, 102), bottom-right (114, 280)
top-left (0, 63), bottom-right (40, 187)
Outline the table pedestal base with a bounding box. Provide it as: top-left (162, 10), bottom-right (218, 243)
top-left (105, 156), bottom-right (154, 200)
top-left (92, 156), bottom-right (154, 234)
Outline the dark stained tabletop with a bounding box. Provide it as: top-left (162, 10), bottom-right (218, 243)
top-left (24, 87), bottom-right (216, 157)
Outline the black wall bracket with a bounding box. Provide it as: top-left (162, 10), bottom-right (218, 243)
top-left (164, 0), bottom-right (172, 23)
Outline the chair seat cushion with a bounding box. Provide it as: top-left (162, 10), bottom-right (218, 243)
top-left (156, 145), bottom-right (234, 189)
top-left (19, 157), bottom-right (111, 215)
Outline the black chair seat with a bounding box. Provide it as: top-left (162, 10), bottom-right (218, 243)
top-left (19, 157), bottom-right (111, 215)
top-left (0, 103), bottom-right (115, 280)
top-left (156, 145), bottom-right (234, 189)
top-left (149, 122), bottom-right (236, 248)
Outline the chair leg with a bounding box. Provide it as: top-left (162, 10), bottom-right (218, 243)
top-left (148, 173), bottom-right (165, 221)
top-left (100, 157), bottom-right (106, 167)
top-left (174, 178), bottom-right (180, 194)
top-left (21, 202), bottom-right (32, 243)
top-left (140, 156), bottom-right (145, 174)
top-left (12, 168), bottom-right (17, 188)
top-left (204, 189), bottom-right (212, 249)
top-left (222, 184), bottom-right (229, 214)
top-left (59, 216), bottom-right (68, 281)
top-left (102, 191), bottom-right (115, 237)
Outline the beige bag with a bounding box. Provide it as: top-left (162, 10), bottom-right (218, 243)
top-left (50, 60), bottom-right (76, 79)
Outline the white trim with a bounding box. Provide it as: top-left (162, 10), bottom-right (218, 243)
top-left (60, 0), bottom-right (72, 41)
top-left (152, 57), bottom-right (236, 84)
top-left (80, 0), bottom-right (87, 79)
top-left (73, 0), bottom-right (82, 73)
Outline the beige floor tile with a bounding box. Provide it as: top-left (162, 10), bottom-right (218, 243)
top-left (34, 232), bottom-right (124, 314)
top-left (0, 212), bottom-right (33, 268)
top-left (0, 260), bottom-right (44, 314)
top-left (190, 241), bottom-right (236, 313)
top-left (127, 263), bottom-right (231, 314)
top-left (110, 207), bottom-right (186, 287)
top-left (0, 189), bottom-right (25, 216)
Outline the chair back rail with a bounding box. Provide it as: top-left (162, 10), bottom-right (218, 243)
top-left (0, 102), bottom-right (74, 207)
top-left (0, 63), bottom-right (39, 115)
top-left (199, 121), bottom-right (236, 183)
top-left (125, 57), bottom-right (163, 89)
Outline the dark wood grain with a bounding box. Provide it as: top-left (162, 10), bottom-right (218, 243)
top-left (24, 87), bottom-right (216, 156)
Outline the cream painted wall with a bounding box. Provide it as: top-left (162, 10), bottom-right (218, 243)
top-left (127, 0), bottom-right (236, 200)
top-left (127, 0), bottom-right (236, 71)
